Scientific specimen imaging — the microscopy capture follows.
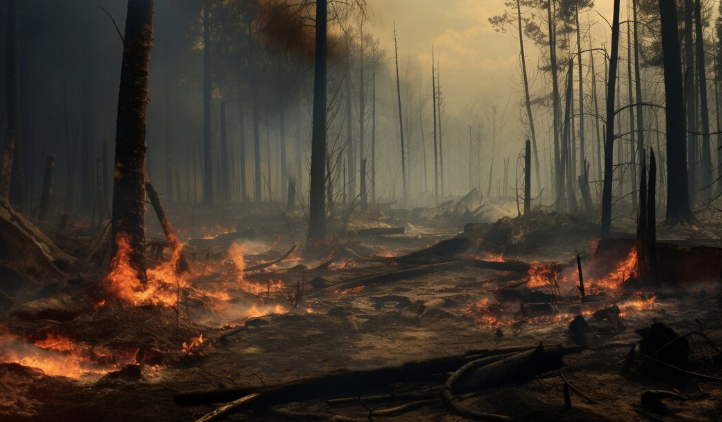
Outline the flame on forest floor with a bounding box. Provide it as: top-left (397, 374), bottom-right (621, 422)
top-left (479, 253), bottom-right (505, 262)
top-left (181, 334), bottom-right (209, 358)
top-left (621, 292), bottom-right (657, 315)
top-left (228, 243), bottom-right (285, 295)
top-left (592, 248), bottom-right (638, 290)
top-left (0, 330), bottom-right (118, 378)
top-left (104, 232), bottom-right (189, 307)
top-left (526, 262), bottom-right (560, 288)
top-left (336, 286), bottom-right (365, 296)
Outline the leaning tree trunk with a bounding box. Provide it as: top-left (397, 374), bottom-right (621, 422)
top-left (202, 0), bottom-right (213, 206)
top-left (394, 24), bottom-right (408, 205)
top-left (109, 0), bottom-right (154, 284)
top-left (307, 0), bottom-right (327, 241)
top-left (694, 0), bottom-right (712, 198)
top-left (660, 0), bottom-right (694, 225)
top-left (600, 0), bottom-right (621, 237)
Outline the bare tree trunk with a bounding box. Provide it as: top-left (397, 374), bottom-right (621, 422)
top-left (563, 59), bottom-right (577, 212)
top-left (431, 47), bottom-right (439, 200)
top-left (601, 0), bottom-right (621, 237)
top-left (38, 155), bottom-right (55, 222)
top-left (279, 107), bottom-right (287, 200)
top-left (220, 102), bottom-right (229, 202)
top-left (524, 140), bottom-right (531, 214)
top-left (575, 5), bottom-right (585, 191)
top-left (360, 159), bottom-right (367, 211)
top-left (393, 23), bottom-right (408, 205)
top-left (248, 15), bottom-right (262, 203)
top-left (646, 149), bottom-right (660, 287)
top-left (627, 16), bottom-right (637, 210)
top-left (358, 22), bottom-right (365, 205)
top-left (684, 0), bottom-right (697, 202)
top-left (547, 0), bottom-right (562, 211)
top-left (371, 46), bottom-right (377, 205)
top-left (694, 0), bottom-right (711, 198)
top-left (633, 0), bottom-right (645, 205)
top-left (109, 0), bottom-right (155, 284)
top-left (164, 37), bottom-right (174, 205)
top-left (589, 17), bottom-right (603, 183)
top-left (660, 0), bottom-right (694, 225)
top-left (237, 96), bottom-right (247, 202)
top-left (202, 0), bottom-right (213, 206)
top-left (345, 35), bottom-right (356, 204)
top-left (308, 0), bottom-right (327, 240)
top-left (7, 0), bottom-right (23, 210)
top-left (438, 62), bottom-right (445, 198)
top-left (295, 104), bottom-right (302, 200)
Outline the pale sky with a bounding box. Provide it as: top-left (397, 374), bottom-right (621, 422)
top-left (365, 0), bottom-right (616, 115)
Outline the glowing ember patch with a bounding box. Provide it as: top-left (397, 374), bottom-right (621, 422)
top-left (624, 291), bottom-right (657, 312)
top-left (34, 333), bottom-right (75, 353)
top-left (337, 286), bottom-right (365, 296)
top-left (481, 253), bottom-right (505, 262)
top-left (181, 334), bottom-right (207, 356)
top-left (245, 304), bottom-right (289, 319)
top-left (526, 262), bottom-right (558, 288)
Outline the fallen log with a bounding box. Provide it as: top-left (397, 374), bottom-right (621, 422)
top-left (145, 182), bottom-right (190, 274)
top-left (195, 393), bottom-right (261, 422)
top-left (309, 258), bottom-right (529, 297)
top-left (441, 344), bottom-right (564, 421)
top-left (243, 245), bottom-right (297, 273)
top-left (174, 346), bottom-right (537, 407)
top-left (347, 227), bottom-right (405, 237)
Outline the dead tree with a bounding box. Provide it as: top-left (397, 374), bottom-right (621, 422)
top-left (694, 0), bottom-right (712, 197)
top-left (575, 4), bottom-right (585, 192)
top-left (109, 0), bottom-right (155, 285)
top-left (601, 0), bottom-right (621, 237)
top-left (547, 0), bottom-right (562, 211)
top-left (344, 33), bottom-right (355, 204)
top-left (248, 13), bottom-right (262, 203)
top-left (633, 0), bottom-right (645, 197)
top-left (7, 0), bottom-right (24, 210)
top-left (0, 130), bottom-right (14, 201)
top-left (517, 0), bottom-right (541, 195)
top-left (646, 150), bottom-right (660, 286)
top-left (146, 182), bottom-right (189, 274)
top-left (684, 0), bottom-right (697, 200)
top-left (38, 155), bottom-right (55, 222)
top-left (308, 0), bottom-right (328, 240)
top-left (393, 23), bottom-right (408, 205)
top-left (432, 46), bottom-right (439, 199)
top-left (220, 102), bottom-right (229, 202)
top-left (659, 0), bottom-right (694, 225)
top-left (627, 14), bottom-right (637, 210)
top-left (524, 139), bottom-right (531, 214)
top-left (202, 0), bottom-right (213, 206)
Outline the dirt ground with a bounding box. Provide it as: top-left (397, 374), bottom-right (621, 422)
top-left (1, 201), bottom-right (721, 422)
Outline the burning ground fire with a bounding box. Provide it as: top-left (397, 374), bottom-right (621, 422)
top-left (0, 329), bottom-right (128, 379)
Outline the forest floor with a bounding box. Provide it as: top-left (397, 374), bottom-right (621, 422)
top-left (1, 199), bottom-right (722, 422)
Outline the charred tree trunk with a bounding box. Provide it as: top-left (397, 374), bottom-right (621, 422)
top-left (563, 59), bottom-right (577, 212)
top-left (371, 47), bottom-right (377, 204)
top-left (575, 5), bottom-right (585, 192)
top-left (524, 140), bottom-right (531, 214)
top-left (109, 0), bottom-right (155, 285)
top-left (238, 97), bottom-right (247, 202)
top-left (601, 0), bottom-right (621, 238)
top-left (220, 102), bottom-right (229, 203)
top-left (517, 0), bottom-right (541, 196)
top-left (164, 37), bottom-right (173, 206)
top-left (548, 0), bottom-right (562, 210)
top-left (438, 63), bottom-right (445, 198)
top-left (432, 47), bottom-right (439, 200)
top-left (345, 35), bottom-right (355, 204)
top-left (248, 15), bottom-right (262, 203)
top-left (646, 150), bottom-right (660, 286)
top-left (358, 23), bottom-right (365, 205)
top-left (38, 155), bottom-right (55, 222)
top-left (8, 0), bottom-right (23, 210)
top-left (286, 177), bottom-right (296, 213)
top-left (627, 16), bottom-right (637, 210)
top-left (633, 0), bottom-right (645, 199)
top-left (360, 159), bottom-right (367, 211)
top-left (0, 131), bottom-right (15, 202)
top-left (694, 0), bottom-right (711, 198)
top-left (660, 0), bottom-right (694, 225)
top-left (636, 148), bottom-right (648, 282)
top-left (202, 0), bottom-right (213, 206)
top-left (295, 104), bottom-right (302, 200)
top-left (589, 19), bottom-right (603, 183)
top-left (308, 0), bottom-right (327, 240)
top-left (393, 24), bottom-right (408, 205)
top-left (684, 0), bottom-right (697, 202)
top-left (279, 107), bottom-right (287, 200)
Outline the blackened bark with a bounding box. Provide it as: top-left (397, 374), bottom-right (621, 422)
top-left (659, 0), bottom-right (694, 225)
top-left (220, 102), bottom-right (229, 202)
top-left (345, 35), bottom-right (355, 203)
top-left (38, 156), bottom-right (55, 222)
top-left (109, 0), bottom-right (154, 284)
top-left (524, 140), bottom-right (531, 214)
top-left (431, 47), bottom-right (438, 200)
top-left (633, 0), bottom-right (645, 192)
top-left (636, 148), bottom-right (648, 282)
top-left (371, 47), bottom-right (377, 204)
top-left (694, 0), bottom-right (711, 197)
top-left (601, 0), bottom-right (621, 237)
top-left (548, 0), bottom-right (562, 210)
top-left (647, 150), bottom-right (660, 286)
top-left (238, 95), bottom-right (247, 202)
top-left (7, 0), bottom-right (23, 210)
top-left (575, 5), bottom-right (585, 192)
top-left (279, 106), bottom-right (287, 196)
top-left (684, 0), bottom-right (697, 200)
top-left (627, 17), bottom-right (637, 210)
top-left (295, 105), bottom-right (302, 200)
top-left (202, 0), bottom-right (213, 206)
top-left (0, 130), bottom-right (14, 201)
top-left (393, 24), bottom-right (407, 205)
top-left (248, 15), bottom-right (262, 203)
top-left (308, 0), bottom-right (327, 240)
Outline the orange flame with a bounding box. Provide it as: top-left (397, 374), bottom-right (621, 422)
top-left (526, 262), bottom-right (558, 288)
top-left (104, 232), bottom-right (188, 307)
top-left (228, 243), bottom-right (285, 295)
top-left (592, 248), bottom-right (638, 290)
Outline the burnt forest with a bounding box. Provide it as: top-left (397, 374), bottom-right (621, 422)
top-left (1, 0), bottom-right (722, 421)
